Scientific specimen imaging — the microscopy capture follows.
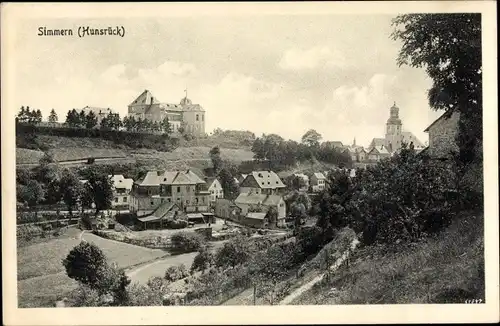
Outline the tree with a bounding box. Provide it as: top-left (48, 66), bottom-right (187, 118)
top-left (218, 168), bottom-right (239, 201)
top-left (191, 247), bottom-right (214, 273)
top-left (60, 170), bottom-right (83, 217)
top-left (83, 167), bottom-right (114, 216)
top-left (66, 109), bottom-right (78, 127)
top-left (301, 129), bottom-right (322, 147)
top-left (209, 146), bottom-right (223, 174)
top-left (48, 109), bottom-right (58, 123)
top-left (284, 175), bottom-right (307, 191)
top-left (21, 180), bottom-right (45, 217)
top-left (391, 14), bottom-right (482, 164)
top-left (63, 241), bottom-right (109, 289)
top-left (85, 111), bottom-right (98, 129)
top-left (161, 117), bottom-right (172, 134)
top-left (214, 236), bottom-right (252, 268)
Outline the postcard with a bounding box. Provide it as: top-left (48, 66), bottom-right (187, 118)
top-left (1, 1), bottom-right (498, 325)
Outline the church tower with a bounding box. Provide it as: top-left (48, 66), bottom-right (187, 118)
top-left (385, 102), bottom-right (403, 152)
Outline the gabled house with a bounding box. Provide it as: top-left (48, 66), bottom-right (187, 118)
top-left (205, 177), bottom-right (224, 204)
top-left (109, 175), bottom-right (134, 209)
top-left (234, 193), bottom-right (286, 226)
top-left (239, 171), bottom-right (286, 195)
top-left (130, 169), bottom-right (210, 216)
top-left (310, 172), bottom-right (326, 192)
top-left (369, 138), bottom-right (387, 150)
top-left (354, 147), bottom-right (368, 162)
top-left (368, 145), bottom-right (391, 162)
top-left (214, 198), bottom-right (242, 222)
top-left (423, 110), bottom-right (460, 159)
top-left (136, 202), bottom-right (183, 230)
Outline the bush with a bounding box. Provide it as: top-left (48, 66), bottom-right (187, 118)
top-left (297, 225), bottom-right (326, 256)
top-left (214, 236), bottom-right (252, 268)
top-left (166, 219), bottom-right (188, 229)
top-left (191, 247), bottom-right (214, 272)
top-left (170, 232), bottom-right (205, 253)
top-left (164, 264), bottom-right (190, 282)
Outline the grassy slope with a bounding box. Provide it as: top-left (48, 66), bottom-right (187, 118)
top-left (17, 229), bottom-right (168, 307)
top-left (292, 211), bottom-right (484, 304)
top-left (16, 135), bottom-right (254, 166)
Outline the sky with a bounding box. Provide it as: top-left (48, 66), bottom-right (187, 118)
top-left (12, 15), bottom-right (443, 147)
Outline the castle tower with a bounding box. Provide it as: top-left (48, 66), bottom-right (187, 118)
top-left (385, 102), bottom-right (403, 152)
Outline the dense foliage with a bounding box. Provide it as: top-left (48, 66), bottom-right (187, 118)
top-left (170, 232), bottom-right (206, 253)
top-left (392, 14), bottom-right (482, 165)
top-left (251, 132), bottom-right (351, 171)
top-left (16, 123), bottom-right (179, 152)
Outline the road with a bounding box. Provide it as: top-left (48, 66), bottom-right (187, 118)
top-left (125, 240), bottom-right (227, 285)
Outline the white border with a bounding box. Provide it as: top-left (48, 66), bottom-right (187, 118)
top-left (2, 2), bottom-right (498, 325)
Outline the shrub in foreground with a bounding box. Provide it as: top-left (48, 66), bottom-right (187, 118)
top-left (170, 232), bottom-right (205, 253)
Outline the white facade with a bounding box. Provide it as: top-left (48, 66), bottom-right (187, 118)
top-left (208, 179), bottom-right (224, 203)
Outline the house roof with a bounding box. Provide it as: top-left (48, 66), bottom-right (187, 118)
top-left (369, 138), bottom-right (386, 148)
top-left (246, 212), bottom-right (267, 220)
top-left (424, 110), bottom-right (455, 132)
top-left (81, 106), bottom-right (113, 116)
top-left (355, 147), bottom-right (367, 153)
top-left (135, 170), bottom-right (206, 186)
top-left (205, 177), bottom-right (221, 188)
top-left (370, 145), bottom-right (390, 155)
top-left (129, 90), bottom-right (160, 106)
top-left (313, 172), bottom-right (326, 180)
top-left (401, 131), bottom-right (425, 148)
top-left (149, 202), bottom-right (179, 219)
top-left (246, 171), bottom-right (286, 189)
top-left (235, 193), bottom-right (283, 206)
top-left (109, 175), bottom-right (133, 190)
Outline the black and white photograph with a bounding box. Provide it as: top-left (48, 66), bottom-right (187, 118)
top-left (1, 1), bottom-right (498, 325)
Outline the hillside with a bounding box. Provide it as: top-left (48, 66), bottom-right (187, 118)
top-left (16, 134), bottom-right (254, 167)
top-left (290, 211), bottom-right (484, 304)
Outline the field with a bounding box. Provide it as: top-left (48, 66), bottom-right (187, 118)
top-left (17, 228), bottom-right (170, 307)
top-left (16, 148), bottom-right (46, 164)
top-left (291, 211), bottom-right (484, 304)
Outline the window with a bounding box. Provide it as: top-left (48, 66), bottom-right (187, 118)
top-left (196, 114), bottom-right (199, 121)
top-left (150, 201), bottom-right (154, 205)
top-left (177, 186), bottom-right (181, 192)
top-left (161, 198), bottom-right (164, 203)
top-left (196, 198), bottom-right (199, 204)
top-left (167, 198), bottom-right (171, 202)
top-left (115, 197), bottom-right (118, 203)
top-left (124, 197), bottom-right (127, 202)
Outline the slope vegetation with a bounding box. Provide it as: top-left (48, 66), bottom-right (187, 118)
top-left (291, 211), bottom-right (484, 304)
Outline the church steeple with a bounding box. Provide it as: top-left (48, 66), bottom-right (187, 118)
top-left (353, 137), bottom-right (356, 146)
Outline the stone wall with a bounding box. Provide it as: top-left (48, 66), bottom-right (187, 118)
top-left (428, 111), bottom-right (460, 158)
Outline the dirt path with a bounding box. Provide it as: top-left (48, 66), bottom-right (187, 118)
top-left (279, 238), bottom-right (360, 305)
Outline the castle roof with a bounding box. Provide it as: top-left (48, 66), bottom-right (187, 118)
top-left (129, 90), bottom-right (160, 106)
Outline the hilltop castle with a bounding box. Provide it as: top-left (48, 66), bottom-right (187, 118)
top-left (127, 90), bottom-right (206, 136)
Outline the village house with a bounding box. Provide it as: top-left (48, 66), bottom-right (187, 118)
top-left (423, 110), bottom-right (460, 159)
top-left (129, 169), bottom-right (210, 216)
top-left (214, 198), bottom-right (242, 222)
top-left (127, 90), bottom-right (206, 136)
top-left (310, 172), bottom-right (326, 192)
top-left (205, 177), bottom-right (224, 205)
top-left (239, 171), bottom-right (286, 195)
top-left (367, 145), bottom-right (391, 162)
top-left (109, 175), bottom-right (134, 209)
top-left (136, 202), bottom-right (184, 230)
top-left (234, 193), bottom-right (286, 227)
